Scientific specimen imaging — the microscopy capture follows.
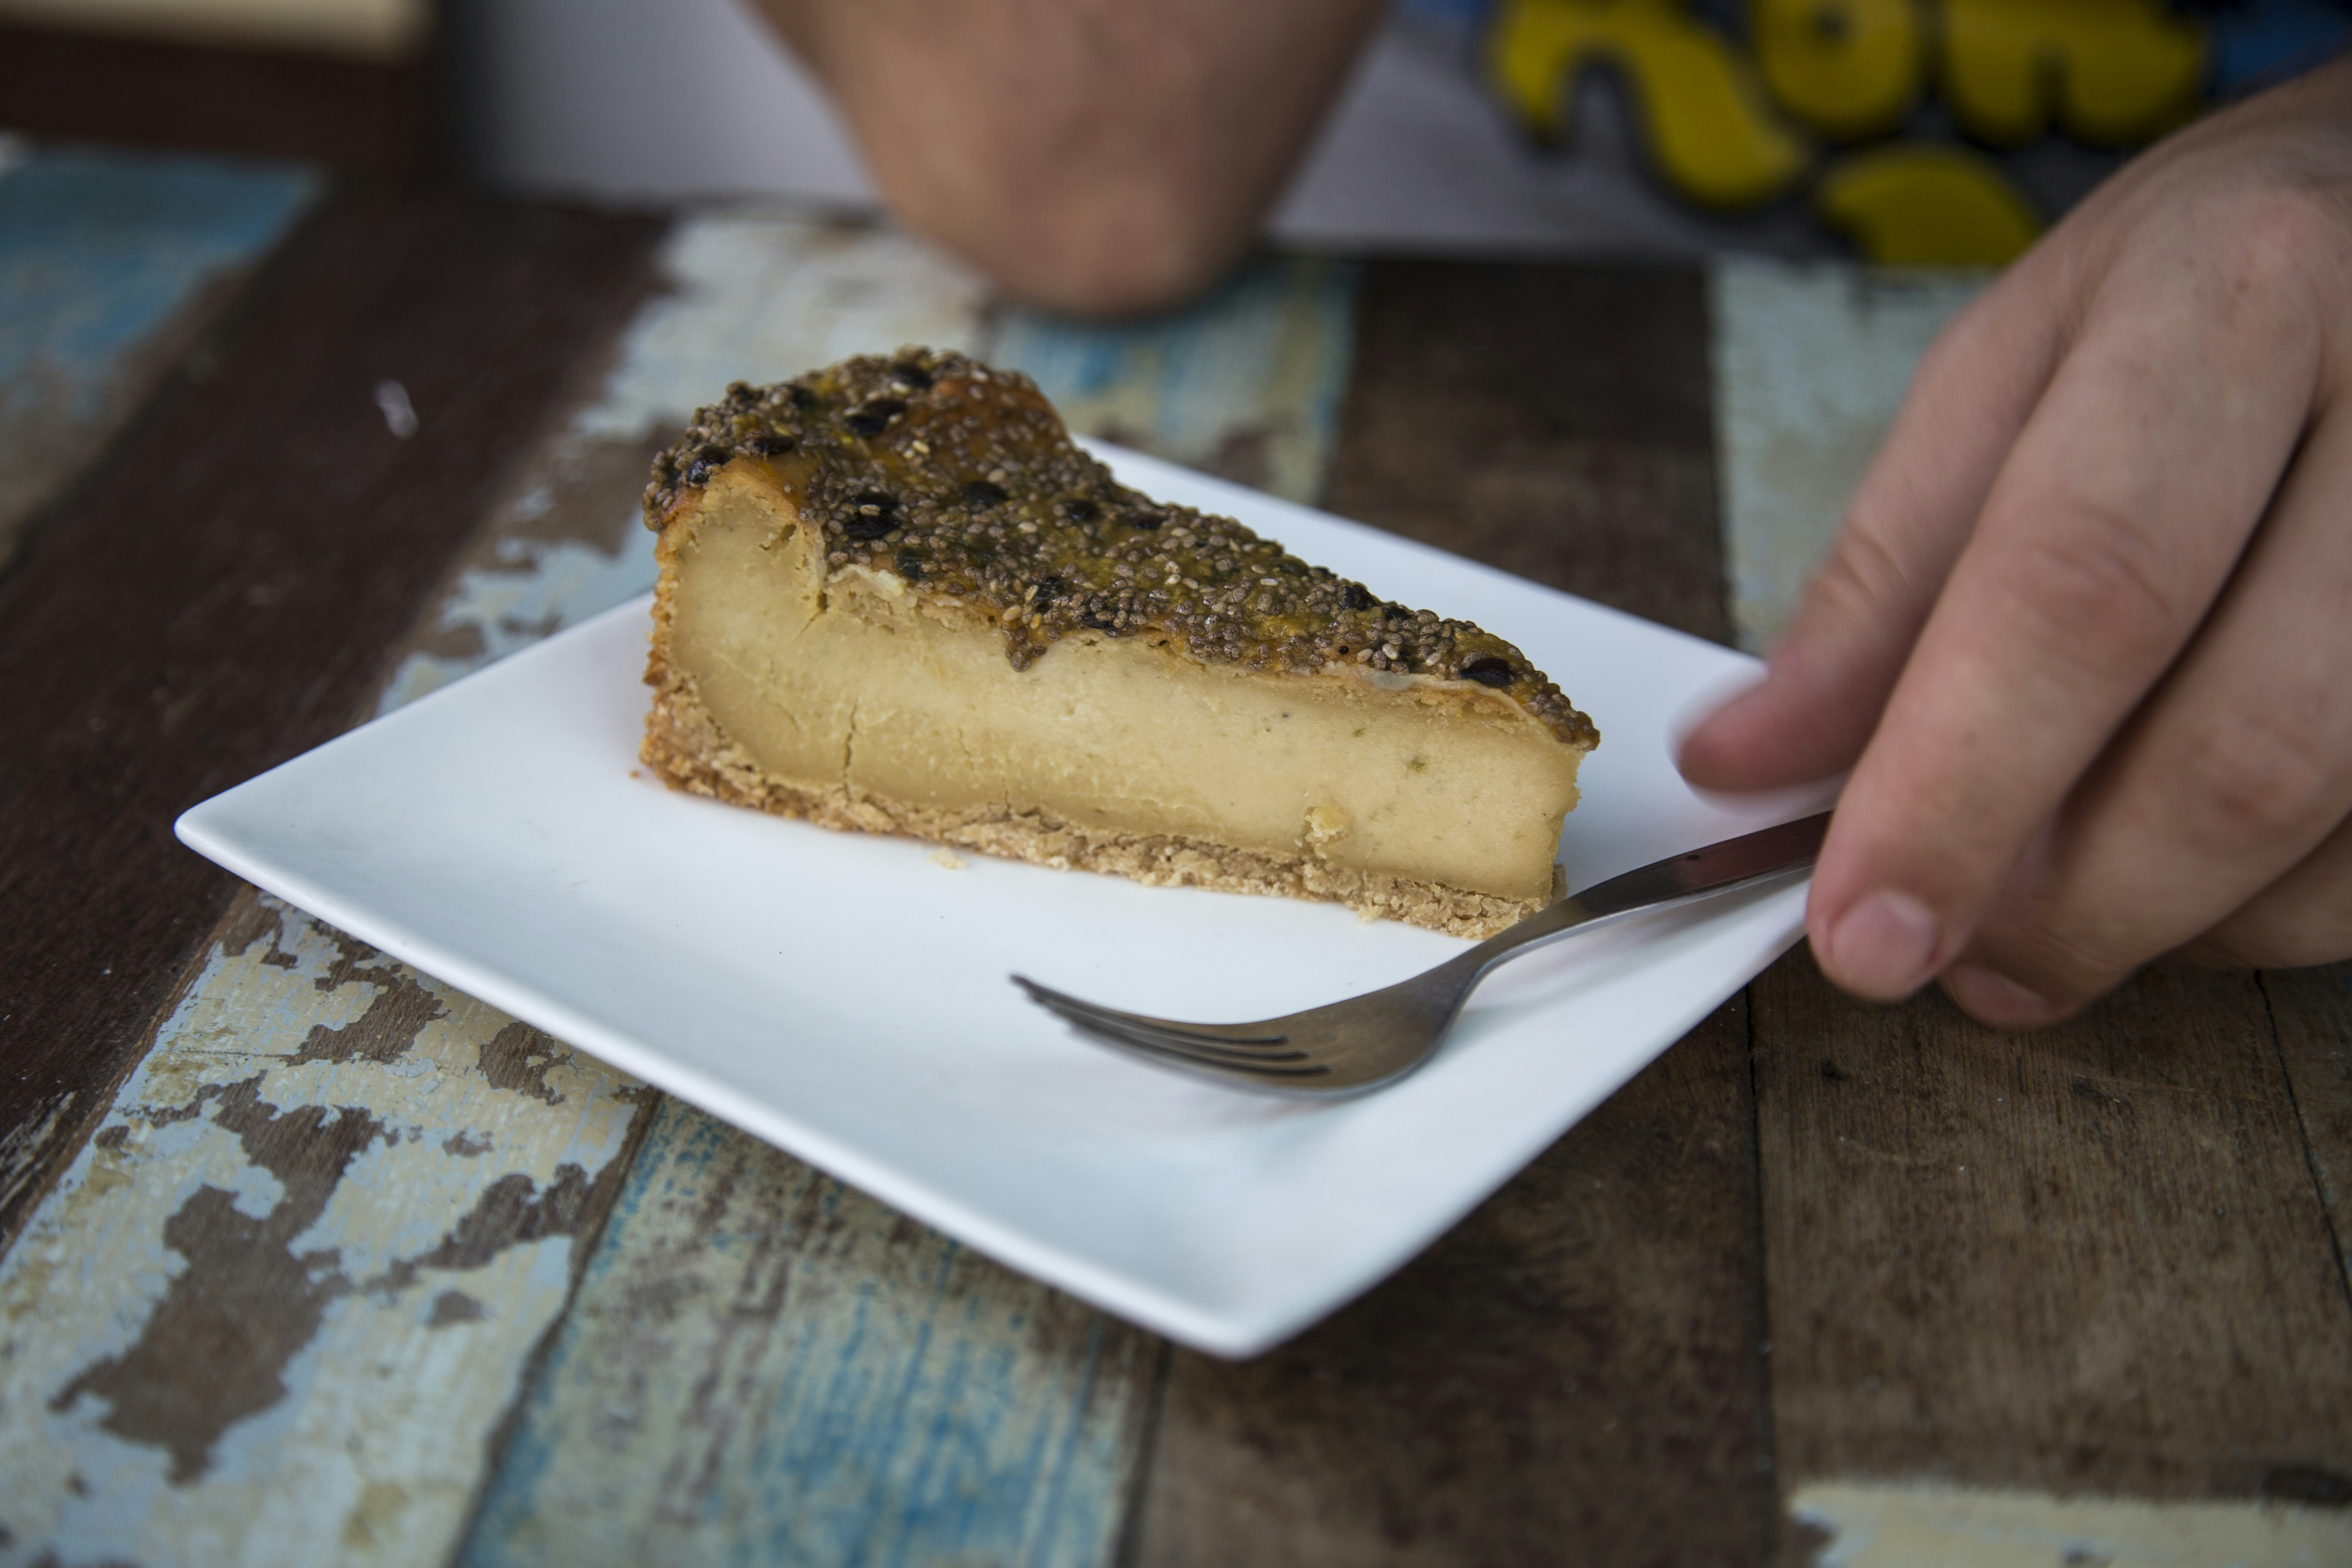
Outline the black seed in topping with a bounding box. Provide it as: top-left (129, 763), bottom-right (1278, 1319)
top-left (697, 442), bottom-right (731, 465)
top-left (963, 479), bottom-right (1009, 507)
top-left (843, 489), bottom-right (898, 540)
top-left (790, 384), bottom-right (819, 411)
top-left (1342, 582), bottom-right (1376, 612)
top-left (1032, 573), bottom-right (1069, 604)
top-left (895, 547), bottom-right (925, 581)
top-left (684, 460), bottom-right (717, 486)
top-left (1381, 602), bottom-right (1411, 622)
top-left (1126, 509), bottom-right (1161, 531)
top-left (844, 398), bottom-right (906, 436)
top-left (1079, 607), bottom-right (1117, 631)
top-left (1063, 497), bottom-right (1101, 523)
top-left (890, 359), bottom-right (934, 390)
top-left (1462, 656), bottom-right (1515, 687)
top-left (748, 432), bottom-right (796, 457)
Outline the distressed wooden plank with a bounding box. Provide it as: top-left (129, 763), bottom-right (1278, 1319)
top-left (0, 892), bottom-right (652, 1564)
top-left (989, 256), bottom-right (1361, 504)
top-left (0, 209), bottom-right (994, 1565)
top-left (1753, 957), bottom-right (2352, 1516)
top-left (1129, 260), bottom-right (1772, 1565)
top-left (1707, 257), bottom-right (1984, 652)
top-left (1790, 1478), bottom-right (2352, 1565)
top-left (0, 187), bottom-right (662, 1260)
top-left (452, 233), bottom-right (1367, 1565)
top-left (1318, 259), bottom-right (1727, 643)
top-left (2260, 962), bottom-right (2352, 1302)
top-left (0, 145), bottom-right (319, 575)
top-left (1132, 1000), bottom-right (1770, 1567)
top-left (377, 210), bottom-right (993, 712)
top-left (0, 22), bottom-right (432, 172)
top-left (458, 1101), bottom-right (1154, 1568)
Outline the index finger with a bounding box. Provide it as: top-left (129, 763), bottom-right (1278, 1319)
top-left (1807, 232), bottom-right (2324, 1000)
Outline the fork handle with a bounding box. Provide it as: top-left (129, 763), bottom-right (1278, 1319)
top-left (1454, 811), bottom-right (1832, 982)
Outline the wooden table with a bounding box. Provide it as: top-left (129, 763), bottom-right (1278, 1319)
top-left (2, 150), bottom-right (2349, 1568)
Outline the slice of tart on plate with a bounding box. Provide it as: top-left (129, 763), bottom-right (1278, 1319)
top-left (640, 349), bottom-right (1598, 938)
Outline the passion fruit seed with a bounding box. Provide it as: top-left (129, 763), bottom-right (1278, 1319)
top-left (1462, 656), bottom-right (1516, 688)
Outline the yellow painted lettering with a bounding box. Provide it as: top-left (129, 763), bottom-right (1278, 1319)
top-left (1753, 0), bottom-right (1925, 141)
top-left (1490, 0), bottom-right (1810, 208)
top-left (1942, 0), bottom-right (2206, 147)
top-left (1816, 145), bottom-right (2042, 264)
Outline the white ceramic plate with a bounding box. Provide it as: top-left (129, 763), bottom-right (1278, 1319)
top-left (178, 445), bottom-right (1829, 1357)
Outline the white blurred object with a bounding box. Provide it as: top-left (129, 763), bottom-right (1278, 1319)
top-left (461, 0), bottom-right (875, 210)
top-left (0, 0), bottom-right (428, 59)
top-left (374, 379), bottom-right (417, 439)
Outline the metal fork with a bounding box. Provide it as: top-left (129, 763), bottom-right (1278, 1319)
top-left (1014, 812), bottom-right (1830, 1097)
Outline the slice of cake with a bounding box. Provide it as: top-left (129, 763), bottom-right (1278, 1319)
top-left (640, 349), bottom-right (1598, 938)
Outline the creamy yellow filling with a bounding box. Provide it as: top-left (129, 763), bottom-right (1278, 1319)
top-left (666, 472), bottom-right (1585, 902)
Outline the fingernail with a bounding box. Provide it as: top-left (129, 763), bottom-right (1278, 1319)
top-left (1825, 891), bottom-right (1940, 998)
top-left (1945, 964), bottom-right (2058, 1028)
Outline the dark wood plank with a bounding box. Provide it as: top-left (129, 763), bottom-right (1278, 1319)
top-left (1755, 955), bottom-right (2352, 1510)
top-left (0, 149), bottom-right (318, 577)
top-left (0, 185), bottom-right (665, 1251)
top-left (0, 23), bottom-right (433, 172)
top-left (2260, 962), bottom-right (2352, 1306)
top-left (1317, 260), bottom-right (1727, 644)
top-left (1130, 260), bottom-right (1770, 1567)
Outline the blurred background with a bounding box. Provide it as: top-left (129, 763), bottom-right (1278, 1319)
top-left (0, 0), bottom-right (1900, 258)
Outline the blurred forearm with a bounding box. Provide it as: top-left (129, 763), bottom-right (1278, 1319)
top-left (755, 0), bottom-right (1383, 314)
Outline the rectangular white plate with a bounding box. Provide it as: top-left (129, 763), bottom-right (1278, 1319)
top-left (178, 445), bottom-right (1828, 1357)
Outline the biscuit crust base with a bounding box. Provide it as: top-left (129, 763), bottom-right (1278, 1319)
top-left (642, 672), bottom-right (1554, 940)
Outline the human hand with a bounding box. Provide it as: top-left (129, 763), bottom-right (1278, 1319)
top-left (1677, 57), bottom-right (2352, 1025)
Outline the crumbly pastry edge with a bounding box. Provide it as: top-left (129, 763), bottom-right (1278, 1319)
top-left (640, 667), bottom-right (1557, 942)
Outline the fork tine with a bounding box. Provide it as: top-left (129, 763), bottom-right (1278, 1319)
top-left (1013, 980), bottom-right (1332, 1077)
top-left (1011, 977), bottom-right (1292, 1048)
top-left (1087, 1029), bottom-right (1334, 1080)
top-left (1026, 994), bottom-right (1317, 1065)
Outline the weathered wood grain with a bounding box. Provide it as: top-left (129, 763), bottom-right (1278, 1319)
top-left (1319, 260), bottom-right (1725, 643)
top-left (0, 892), bottom-right (653, 1563)
top-left (1788, 1477), bottom-right (2352, 1565)
top-left (1130, 999), bottom-right (1770, 1568)
top-left (459, 1101), bottom-right (1156, 1568)
top-left (1753, 956), bottom-right (2352, 1510)
top-left (0, 210), bottom-right (974, 1566)
top-left (0, 184), bottom-right (663, 1250)
top-left (2260, 962), bottom-right (2352, 1303)
top-left (1127, 260), bottom-right (1770, 1567)
top-left (0, 147), bottom-right (319, 576)
top-left (376, 210), bottom-right (993, 714)
top-left (991, 257), bottom-right (1361, 505)
top-left (1707, 258), bottom-right (1984, 652)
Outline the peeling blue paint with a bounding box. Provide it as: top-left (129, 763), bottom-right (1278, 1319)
top-left (0, 147), bottom-right (318, 420)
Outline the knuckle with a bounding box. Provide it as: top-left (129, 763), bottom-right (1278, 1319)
top-left (2177, 701), bottom-right (2345, 849)
top-left (1807, 521), bottom-right (1918, 630)
top-left (2002, 510), bottom-right (2185, 672)
top-left (1974, 908), bottom-right (2136, 1007)
top-left (2187, 894), bottom-right (2352, 970)
top-left (2213, 186), bottom-right (2347, 296)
